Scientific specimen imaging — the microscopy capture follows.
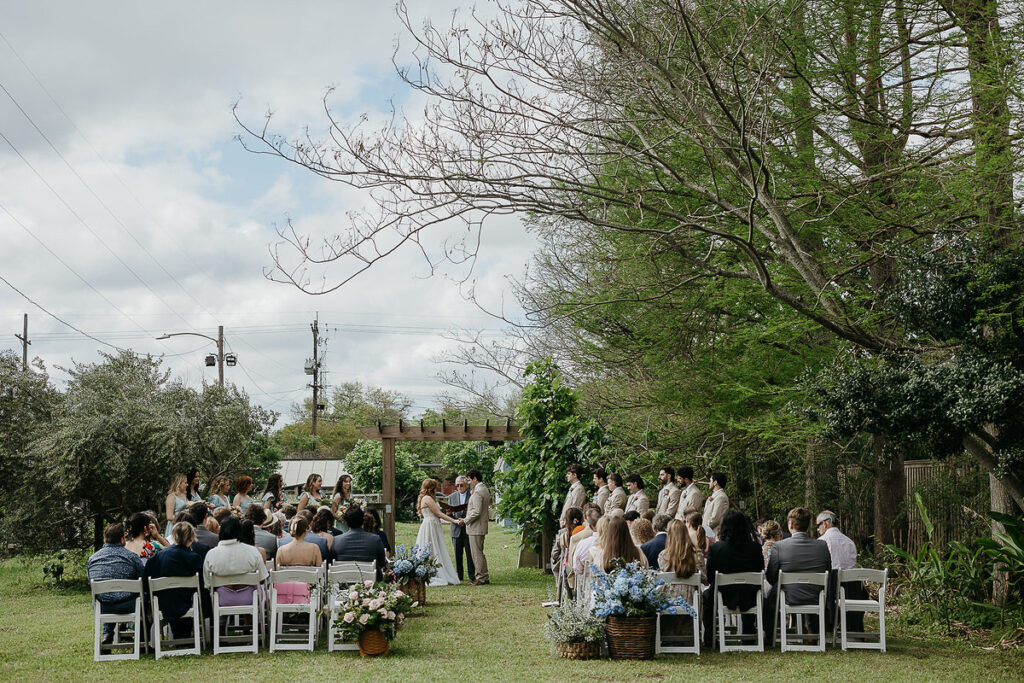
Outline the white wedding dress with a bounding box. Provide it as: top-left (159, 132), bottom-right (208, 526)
top-left (415, 497), bottom-right (461, 586)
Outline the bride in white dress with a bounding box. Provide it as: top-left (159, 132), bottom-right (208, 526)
top-left (414, 478), bottom-right (462, 586)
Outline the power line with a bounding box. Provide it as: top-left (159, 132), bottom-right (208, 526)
top-left (0, 273), bottom-right (123, 351)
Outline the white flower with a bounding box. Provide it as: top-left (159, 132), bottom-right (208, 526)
top-left (359, 613), bottom-right (370, 625)
top-left (394, 590), bottom-right (405, 598)
top-left (387, 610), bottom-right (395, 620)
top-left (343, 612), bottom-right (355, 623)
top-left (349, 591), bottom-right (359, 601)
top-left (378, 608), bottom-right (388, 616)
top-left (364, 580), bottom-right (374, 588)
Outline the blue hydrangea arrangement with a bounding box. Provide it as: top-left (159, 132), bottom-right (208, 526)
top-left (391, 543), bottom-right (441, 582)
top-left (591, 561), bottom-right (697, 619)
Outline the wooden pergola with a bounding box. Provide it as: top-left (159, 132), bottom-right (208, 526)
top-left (357, 419), bottom-right (523, 546)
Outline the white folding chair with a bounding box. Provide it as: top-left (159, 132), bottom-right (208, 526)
top-left (91, 578), bottom-right (144, 662)
top-left (326, 561), bottom-right (376, 652)
top-left (714, 571), bottom-right (765, 652)
top-left (656, 571), bottom-right (701, 655)
top-left (777, 571), bottom-right (828, 652)
top-left (149, 574), bottom-right (202, 658)
top-left (836, 568), bottom-right (887, 652)
top-left (269, 567), bottom-right (322, 652)
top-left (209, 572), bottom-right (263, 654)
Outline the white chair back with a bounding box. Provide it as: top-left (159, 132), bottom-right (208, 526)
top-left (777, 571), bottom-right (828, 652)
top-left (90, 578), bottom-right (145, 662)
top-left (655, 571), bottom-right (701, 655)
top-left (713, 571), bottom-right (765, 652)
top-left (836, 568), bottom-right (887, 652)
top-left (326, 561), bottom-right (377, 652)
top-left (148, 574), bottom-right (202, 658)
top-left (210, 571), bottom-right (262, 654)
top-left (268, 567), bottom-right (321, 652)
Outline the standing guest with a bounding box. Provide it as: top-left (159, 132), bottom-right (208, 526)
top-left (207, 476), bottom-right (231, 510)
top-left (232, 476), bottom-right (254, 514)
top-left (561, 465), bottom-right (588, 528)
top-left (816, 510), bottom-right (865, 634)
top-left (124, 512), bottom-right (161, 559)
top-left (659, 519), bottom-right (705, 600)
top-left (296, 473), bottom-right (322, 513)
top-left (164, 473), bottom-right (189, 538)
top-left (642, 514), bottom-right (672, 570)
top-left (702, 511), bottom-right (764, 648)
top-left (760, 520), bottom-right (783, 569)
top-left (330, 473), bottom-right (354, 533)
top-left (331, 507), bottom-right (387, 581)
top-left (448, 475), bottom-right (475, 583)
top-left (261, 473), bottom-right (284, 512)
top-left (463, 469), bottom-right (491, 585)
top-left (311, 507), bottom-right (336, 541)
top-left (144, 521), bottom-right (204, 639)
top-left (676, 466), bottom-right (703, 521)
top-left (603, 473), bottom-right (627, 514)
top-left (624, 474), bottom-right (650, 515)
top-left (566, 506), bottom-right (600, 588)
top-left (245, 505), bottom-right (277, 562)
top-left (185, 468), bottom-right (203, 503)
top-left (592, 469), bottom-right (610, 511)
top-left (703, 472), bottom-right (730, 536)
top-left (189, 502), bottom-right (219, 549)
top-left (592, 516), bottom-right (647, 570)
top-left (363, 508), bottom-right (391, 556)
top-left (631, 518), bottom-right (655, 547)
top-left (656, 466), bottom-right (682, 519)
top-left (87, 522), bottom-right (144, 643)
top-left (202, 517), bottom-right (268, 615)
top-left (764, 507), bottom-right (832, 645)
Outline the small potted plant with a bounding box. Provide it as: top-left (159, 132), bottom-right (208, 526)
top-left (543, 599), bottom-right (605, 659)
top-left (591, 561), bottom-right (696, 660)
top-left (390, 544), bottom-right (440, 605)
top-left (333, 580), bottom-right (417, 657)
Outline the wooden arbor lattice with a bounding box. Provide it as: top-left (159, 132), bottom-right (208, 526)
top-left (357, 419), bottom-right (523, 547)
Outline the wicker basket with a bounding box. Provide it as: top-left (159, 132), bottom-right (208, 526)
top-left (554, 640), bottom-right (601, 660)
top-left (358, 629), bottom-right (391, 657)
top-left (401, 578), bottom-right (427, 605)
top-left (605, 616), bottom-right (656, 660)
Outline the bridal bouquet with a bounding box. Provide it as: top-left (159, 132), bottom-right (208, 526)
top-left (590, 561), bottom-right (697, 619)
top-left (390, 543), bottom-right (441, 583)
top-left (333, 580), bottom-right (417, 642)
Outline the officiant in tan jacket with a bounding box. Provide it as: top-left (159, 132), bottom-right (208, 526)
top-left (463, 469), bottom-right (490, 585)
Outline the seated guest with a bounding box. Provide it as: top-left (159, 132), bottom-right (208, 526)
top-left (685, 509), bottom-right (713, 557)
top-left (212, 506), bottom-right (232, 524)
top-left (202, 517), bottom-right (269, 610)
top-left (701, 511), bottom-right (764, 648)
top-left (331, 507), bottom-right (386, 581)
top-left (816, 510), bottom-right (865, 634)
top-left (574, 515), bottom-right (606, 577)
top-left (204, 516), bottom-right (220, 536)
top-left (311, 507), bottom-right (336, 540)
top-left (273, 516), bottom-right (320, 604)
top-left (642, 509), bottom-right (656, 522)
top-left (245, 505), bottom-right (277, 562)
top-left (641, 514), bottom-right (671, 570)
top-left (277, 509), bottom-right (329, 562)
top-left (142, 511), bottom-right (170, 548)
top-left (87, 522), bottom-right (144, 643)
top-left (624, 474), bottom-right (650, 515)
top-left (189, 502), bottom-right (219, 548)
top-left (207, 476), bottom-right (231, 509)
top-left (144, 521), bottom-right (204, 638)
top-left (363, 508), bottom-right (392, 555)
top-left (631, 517), bottom-right (655, 546)
top-left (233, 475), bottom-right (254, 514)
top-left (591, 516), bottom-right (647, 570)
top-left (263, 516), bottom-right (284, 541)
top-left (658, 519), bottom-right (705, 599)
top-left (623, 510), bottom-right (641, 527)
top-left (760, 520), bottom-right (783, 568)
top-left (124, 512), bottom-right (160, 559)
top-left (764, 507), bottom-right (832, 645)
top-left (239, 520), bottom-right (266, 562)
top-left (281, 504), bottom-right (298, 533)
top-left (567, 506), bottom-right (601, 590)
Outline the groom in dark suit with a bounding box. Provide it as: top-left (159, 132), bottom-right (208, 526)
top-left (448, 475), bottom-right (475, 583)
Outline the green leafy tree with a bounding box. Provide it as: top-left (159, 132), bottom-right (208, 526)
top-left (344, 439), bottom-right (422, 512)
top-left (440, 442), bottom-right (501, 482)
top-left (496, 359), bottom-right (606, 554)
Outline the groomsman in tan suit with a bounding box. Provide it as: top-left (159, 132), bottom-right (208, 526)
top-left (592, 469), bottom-right (610, 511)
top-left (604, 473), bottom-right (627, 514)
top-left (463, 469), bottom-right (491, 585)
top-left (702, 471), bottom-right (730, 536)
top-left (624, 474), bottom-right (650, 515)
top-left (676, 466), bottom-right (703, 521)
top-left (655, 466), bottom-right (682, 518)
top-left (561, 464), bottom-right (588, 528)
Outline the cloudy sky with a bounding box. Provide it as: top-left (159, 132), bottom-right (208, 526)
top-left (0, 1), bottom-right (533, 421)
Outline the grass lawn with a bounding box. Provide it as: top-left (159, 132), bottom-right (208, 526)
top-left (1, 522), bottom-right (1021, 681)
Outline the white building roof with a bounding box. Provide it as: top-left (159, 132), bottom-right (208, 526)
top-left (277, 459), bottom-right (347, 489)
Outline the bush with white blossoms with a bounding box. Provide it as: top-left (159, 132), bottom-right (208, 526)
top-left (333, 580), bottom-right (418, 642)
top-left (591, 561), bottom-right (697, 619)
top-left (390, 543), bottom-right (441, 583)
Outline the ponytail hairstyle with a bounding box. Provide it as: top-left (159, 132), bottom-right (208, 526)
top-left (685, 511), bottom-right (708, 553)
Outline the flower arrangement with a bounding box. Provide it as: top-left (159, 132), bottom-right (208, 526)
top-left (543, 599), bottom-right (605, 645)
top-left (591, 561), bottom-right (697, 619)
top-left (333, 580), bottom-right (417, 642)
top-left (390, 543), bottom-right (441, 583)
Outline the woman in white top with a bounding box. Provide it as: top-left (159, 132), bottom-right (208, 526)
top-left (296, 473), bottom-right (322, 513)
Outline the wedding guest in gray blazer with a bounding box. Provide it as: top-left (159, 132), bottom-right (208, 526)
top-left (331, 507), bottom-right (386, 581)
top-left (764, 507), bottom-right (832, 645)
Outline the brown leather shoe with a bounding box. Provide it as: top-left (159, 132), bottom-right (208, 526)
top-left (472, 579), bottom-right (490, 585)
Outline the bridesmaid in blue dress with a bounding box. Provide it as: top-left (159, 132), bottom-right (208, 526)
top-left (164, 473), bottom-right (189, 538)
top-left (185, 468), bottom-right (203, 503)
top-left (296, 473), bottom-right (323, 514)
top-left (261, 473), bottom-right (284, 512)
top-left (233, 475), bottom-right (254, 514)
top-left (207, 476), bottom-right (230, 509)
top-left (330, 474), bottom-right (353, 534)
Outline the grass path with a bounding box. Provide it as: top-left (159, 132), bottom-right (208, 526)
top-left (1, 522), bottom-right (1021, 681)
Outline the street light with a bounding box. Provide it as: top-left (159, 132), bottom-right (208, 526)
top-left (156, 325), bottom-right (230, 386)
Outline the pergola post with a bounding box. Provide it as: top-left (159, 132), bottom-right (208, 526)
top-left (382, 437), bottom-right (396, 548)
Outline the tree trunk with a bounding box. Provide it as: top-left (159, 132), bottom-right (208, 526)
top-left (541, 514), bottom-right (556, 575)
top-left (872, 435), bottom-right (906, 553)
top-left (989, 473), bottom-right (1014, 605)
top-left (93, 510), bottom-right (104, 551)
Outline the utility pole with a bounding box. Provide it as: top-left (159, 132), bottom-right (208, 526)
top-left (311, 317), bottom-right (319, 436)
top-left (14, 313), bottom-right (30, 371)
top-left (216, 324), bottom-right (225, 386)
